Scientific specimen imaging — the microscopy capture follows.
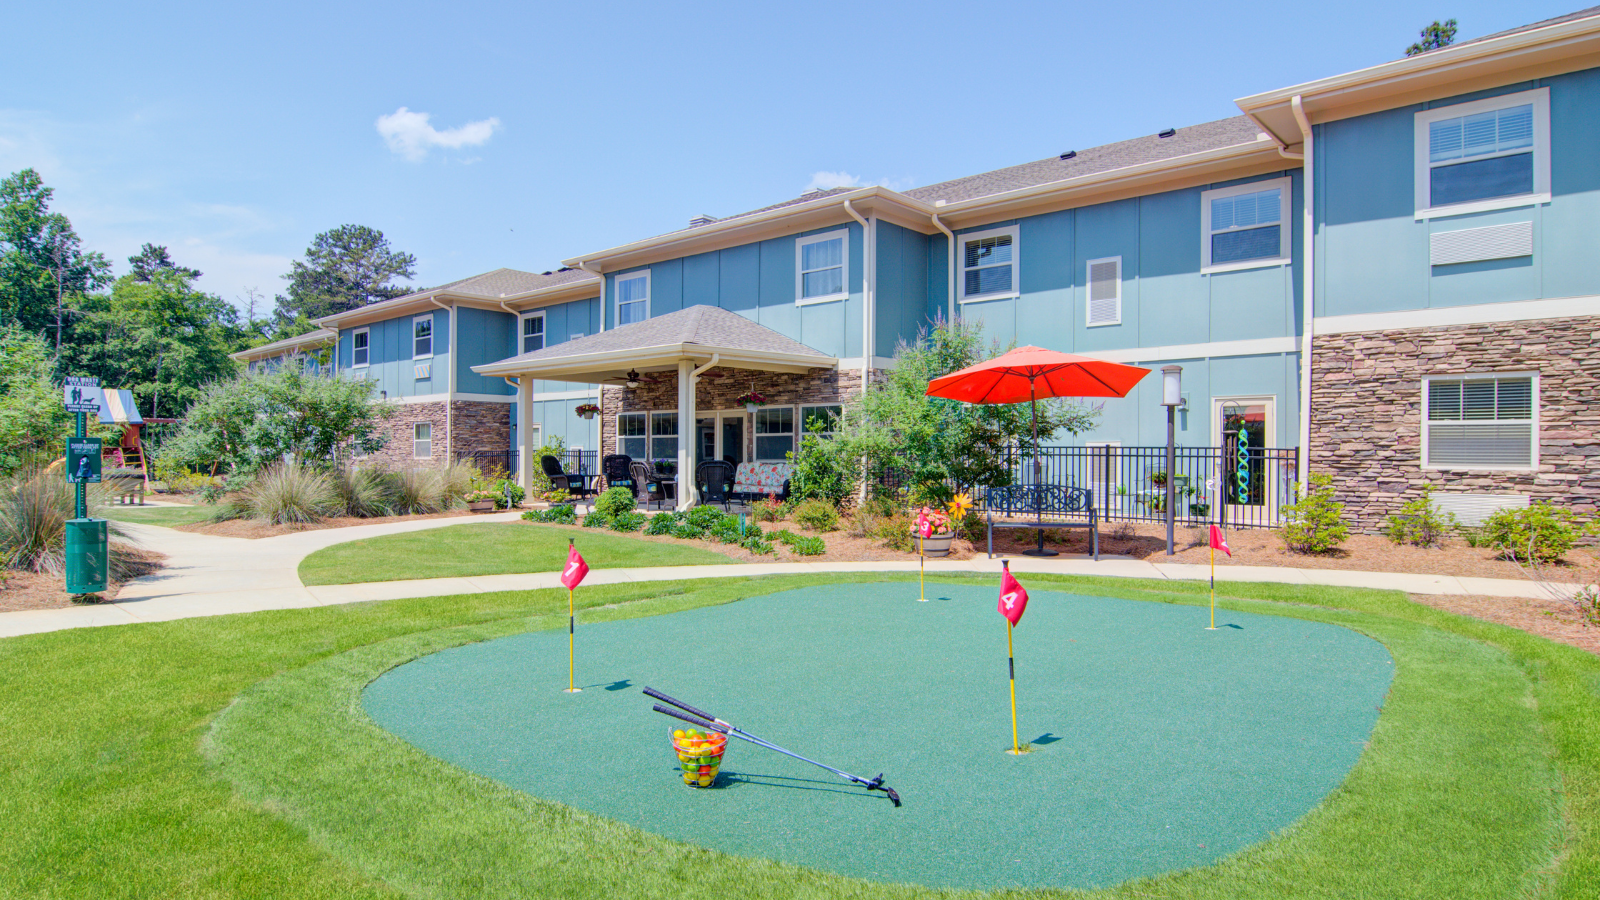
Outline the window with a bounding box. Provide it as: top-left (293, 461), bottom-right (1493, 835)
top-left (1085, 256), bottom-right (1121, 326)
top-left (413, 423), bottom-right (433, 459)
top-left (1415, 88), bottom-right (1549, 217)
top-left (521, 312), bottom-right (545, 354)
top-left (1086, 441), bottom-right (1121, 491)
top-left (958, 226), bottom-right (1019, 302)
top-left (1423, 374), bottom-right (1537, 470)
top-left (352, 328), bottom-right (369, 367)
top-left (650, 411), bottom-right (678, 461)
top-left (795, 230), bottom-right (848, 304)
top-left (754, 407), bottom-right (795, 461)
top-left (799, 404), bottom-right (842, 439)
top-left (413, 314), bottom-right (434, 359)
top-left (1201, 178), bottom-right (1290, 271)
top-left (617, 413), bottom-right (648, 459)
top-left (616, 272), bottom-right (650, 326)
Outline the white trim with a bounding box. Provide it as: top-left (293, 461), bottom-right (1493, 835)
top-left (957, 225), bottom-right (1020, 304)
top-left (615, 270), bottom-right (651, 326)
top-left (1085, 255), bottom-right (1122, 327)
top-left (1200, 177), bottom-right (1291, 271)
top-left (615, 411), bottom-right (650, 458)
top-left (1413, 87), bottom-right (1550, 220)
top-left (411, 313), bottom-right (434, 360)
top-left (1314, 294), bottom-right (1600, 335)
top-left (751, 405), bottom-right (798, 463)
top-left (1090, 335), bottom-right (1299, 364)
top-left (455, 392), bottom-right (519, 404)
top-left (531, 389), bottom-right (602, 402)
top-left (412, 422), bottom-right (433, 459)
top-left (519, 310), bottom-right (547, 355)
top-left (351, 327), bottom-right (370, 368)
top-left (794, 228), bottom-right (850, 306)
top-left (1420, 371), bottom-right (1540, 473)
top-left (836, 356), bottom-right (897, 370)
top-left (799, 402), bottom-right (844, 438)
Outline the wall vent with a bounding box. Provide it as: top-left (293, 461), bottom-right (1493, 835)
top-left (1430, 221), bottom-right (1533, 266)
top-left (689, 214), bottom-right (718, 228)
top-left (1429, 492), bottom-right (1529, 526)
top-left (1086, 257), bottom-right (1122, 326)
top-left (414, 362), bottom-right (431, 380)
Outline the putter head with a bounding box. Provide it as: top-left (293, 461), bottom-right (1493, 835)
top-left (865, 774), bottom-right (901, 808)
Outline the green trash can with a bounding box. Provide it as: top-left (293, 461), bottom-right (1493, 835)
top-left (65, 517), bottom-right (108, 594)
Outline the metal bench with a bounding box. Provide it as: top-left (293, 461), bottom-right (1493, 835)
top-left (984, 484), bottom-right (1098, 560)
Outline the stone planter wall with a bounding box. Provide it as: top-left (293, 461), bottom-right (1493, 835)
top-left (1309, 315), bottom-right (1600, 531)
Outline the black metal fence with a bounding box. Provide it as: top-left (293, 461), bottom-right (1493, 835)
top-left (457, 449), bottom-right (599, 480)
top-left (990, 445), bottom-right (1299, 529)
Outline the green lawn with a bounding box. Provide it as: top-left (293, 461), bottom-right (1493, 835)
top-left (0, 574), bottom-right (1595, 898)
top-left (297, 521), bottom-right (734, 586)
top-left (100, 504), bottom-right (215, 528)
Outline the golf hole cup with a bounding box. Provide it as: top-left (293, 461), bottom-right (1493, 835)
top-left (671, 729), bottom-right (728, 788)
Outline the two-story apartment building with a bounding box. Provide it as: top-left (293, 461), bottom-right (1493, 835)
top-left (237, 6), bottom-right (1600, 529)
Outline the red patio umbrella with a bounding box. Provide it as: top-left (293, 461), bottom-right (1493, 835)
top-left (926, 346), bottom-right (1150, 556)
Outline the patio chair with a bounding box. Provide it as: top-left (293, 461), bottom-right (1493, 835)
top-left (541, 454), bottom-right (595, 507)
top-left (630, 461), bottom-right (667, 511)
top-left (602, 454), bottom-right (635, 496)
top-left (696, 460), bottom-right (735, 511)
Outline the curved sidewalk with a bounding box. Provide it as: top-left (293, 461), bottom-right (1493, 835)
top-left (3, 510), bottom-right (1576, 639)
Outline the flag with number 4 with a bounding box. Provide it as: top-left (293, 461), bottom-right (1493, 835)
top-left (997, 566), bottom-right (1029, 626)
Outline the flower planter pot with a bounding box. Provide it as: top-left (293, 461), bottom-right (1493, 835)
top-left (918, 531), bottom-right (954, 557)
top-left (744, 403), bottom-right (760, 414)
top-left (1188, 503), bottom-right (1211, 518)
top-left (467, 499), bottom-right (497, 513)
top-left (576, 411), bottom-right (596, 420)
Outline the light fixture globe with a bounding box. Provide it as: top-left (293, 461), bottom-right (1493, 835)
top-left (625, 369), bottom-right (641, 389)
top-left (1160, 365), bottom-right (1183, 407)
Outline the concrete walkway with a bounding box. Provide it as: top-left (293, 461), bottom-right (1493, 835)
top-left (0, 514), bottom-right (1576, 640)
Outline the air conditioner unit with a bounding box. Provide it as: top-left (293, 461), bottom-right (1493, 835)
top-left (414, 362), bottom-right (431, 380)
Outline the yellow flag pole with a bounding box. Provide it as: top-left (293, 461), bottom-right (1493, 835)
top-left (564, 538), bottom-right (581, 693)
top-left (1207, 541), bottom-right (1217, 630)
top-left (1006, 620), bottom-right (1024, 755)
top-left (918, 529), bottom-right (927, 602)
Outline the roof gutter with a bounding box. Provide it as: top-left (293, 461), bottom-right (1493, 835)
top-left (1292, 95), bottom-right (1313, 493)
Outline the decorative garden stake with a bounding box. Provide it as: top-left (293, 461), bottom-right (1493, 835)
top-left (998, 561), bottom-right (1030, 755)
top-left (560, 539), bottom-right (589, 693)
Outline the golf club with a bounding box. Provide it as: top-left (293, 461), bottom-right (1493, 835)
top-left (645, 687), bottom-right (901, 807)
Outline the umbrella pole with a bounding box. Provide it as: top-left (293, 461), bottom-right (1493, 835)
top-left (1023, 379), bottom-right (1057, 558)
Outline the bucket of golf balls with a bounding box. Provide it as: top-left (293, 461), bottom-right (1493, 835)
top-left (671, 728), bottom-right (728, 788)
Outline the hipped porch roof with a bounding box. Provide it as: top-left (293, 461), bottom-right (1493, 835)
top-left (471, 304), bottom-right (836, 383)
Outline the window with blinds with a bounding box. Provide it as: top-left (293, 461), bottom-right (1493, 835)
top-left (1415, 88), bottom-right (1549, 215)
top-left (1425, 376), bottom-right (1536, 469)
top-left (617, 272), bottom-right (650, 325)
top-left (959, 226), bottom-right (1018, 302)
top-left (1086, 256), bottom-right (1121, 326)
top-left (521, 313), bottom-right (545, 354)
top-left (1201, 178), bottom-right (1290, 270)
top-left (796, 230), bottom-right (847, 303)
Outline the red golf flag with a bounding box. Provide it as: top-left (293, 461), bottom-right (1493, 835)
top-left (998, 566), bottom-right (1029, 626)
top-left (561, 543), bottom-right (589, 589)
top-left (1209, 524), bottom-right (1232, 557)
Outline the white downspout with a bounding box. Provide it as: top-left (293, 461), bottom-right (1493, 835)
top-left (1292, 95), bottom-right (1314, 493)
top-left (574, 260), bottom-right (605, 453)
top-left (429, 296), bottom-right (454, 464)
top-left (930, 210), bottom-right (956, 326)
top-left (843, 200), bottom-right (872, 396)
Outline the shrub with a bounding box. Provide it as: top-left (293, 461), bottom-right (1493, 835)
top-left (1383, 486), bottom-right (1458, 548)
top-left (439, 461), bottom-right (477, 505)
top-left (494, 479), bottom-right (525, 509)
top-left (1483, 502), bottom-right (1597, 563)
top-left (738, 534), bottom-right (774, 554)
top-left (1279, 473), bottom-right (1349, 554)
top-left (789, 432), bottom-right (857, 506)
top-left (671, 521), bottom-right (706, 540)
top-left (594, 486), bottom-right (637, 519)
top-left (239, 462), bottom-right (340, 525)
top-left (334, 466), bottom-right (399, 518)
top-left (0, 468), bottom-right (137, 579)
top-left (872, 511), bottom-right (915, 552)
top-left (608, 511), bottom-right (647, 533)
top-left (644, 512), bottom-right (681, 535)
top-left (581, 512), bottom-right (611, 528)
top-left (751, 494), bottom-right (786, 523)
top-left (521, 504), bottom-right (576, 524)
top-left (792, 498), bottom-right (839, 532)
top-left (768, 529), bottom-right (826, 556)
top-left (684, 505), bottom-right (725, 529)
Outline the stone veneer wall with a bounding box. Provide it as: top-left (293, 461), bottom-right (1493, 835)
top-left (451, 400), bottom-right (512, 471)
top-left (599, 367), bottom-right (867, 462)
top-left (1310, 316), bottom-right (1600, 531)
top-left (367, 401), bottom-right (449, 470)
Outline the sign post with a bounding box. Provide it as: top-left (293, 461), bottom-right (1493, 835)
top-left (62, 376), bottom-right (107, 596)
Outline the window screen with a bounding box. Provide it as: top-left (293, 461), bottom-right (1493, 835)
top-left (1426, 376), bottom-right (1534, 468)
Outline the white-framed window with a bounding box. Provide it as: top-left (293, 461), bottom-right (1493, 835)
top-left (1415, 88), bottom-right (1550, 219)
top-left (413, 422), bottom-right (433, 459)
top-left (650, 411), bottom-right (678, 461)
top-left (520, 311), bottom-right (545, 354)
top-left (1422, 373), bottom-right (1537, 471)
top-left (1086, 256), bottom-right (1122, 326)
top-left (799, 404), bottom-right (843, 439)
top-left (958, 226), bottom-right (1019, 303)
top-left (412, 314), bottom-right (434, 359)
top-left (795, 229), bottom-right (848, 305)
top-left (616, 271), bottom-right (650, 326)
top-left (753, 406), bottom-right (796, 461)
top-left (352, 328), bottom-right (370, 367)
top-left (617, 412), bottom-right (648, 459)
top-left (1086, 441), bottom-right (1122, 492)
top-left (1201, 177), bottom-right (1291, 272)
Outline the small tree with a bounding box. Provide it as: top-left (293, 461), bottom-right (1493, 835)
top-left (0, 326), bottom-right (71, 474)
top-left (1280, 473), bottom-right (1350, 554)
top-left (1383, 485), bottom-right (1459, 548)
top-left (1406, 19), bottom-right (1458, 56)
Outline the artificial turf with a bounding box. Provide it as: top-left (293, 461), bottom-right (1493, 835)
top-left (0, 573), bottom-right (1594, 898)
top-left (296, 521), bottom-right (735, 585)
top-left (361, 584), bottom-right (1397, 890)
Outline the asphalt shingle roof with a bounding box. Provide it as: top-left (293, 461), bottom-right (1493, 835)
top-left (1453, 5), bottom-right (1600, 49)
top-left (406, 266), bottom-right (594, 300)
top-left (497, 304), bottom-right (833, 365)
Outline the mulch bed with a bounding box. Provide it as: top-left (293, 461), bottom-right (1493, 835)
top-left (0, 546), bottom-right (167, 613)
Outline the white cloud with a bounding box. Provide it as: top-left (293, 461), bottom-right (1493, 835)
top-left (805, 170), bottom-right (914, 192)
top-left (376, 107), bottom-right (500, 161)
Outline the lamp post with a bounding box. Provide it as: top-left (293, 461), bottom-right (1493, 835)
top-left (1160, 365), bottom-right (1183, 556)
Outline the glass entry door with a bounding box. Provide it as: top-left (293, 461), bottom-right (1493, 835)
top-left (1213, 397), bottom-right (1277, 524)
top-left (694, 412), bottom-right (745, 467)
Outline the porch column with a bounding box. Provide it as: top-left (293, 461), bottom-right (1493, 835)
top-left (676, 359), bottom-right (695, 510)
top-left (518, 375), bottom-right (535, 490)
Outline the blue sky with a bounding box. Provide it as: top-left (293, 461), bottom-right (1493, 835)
top-left (1, 1), bottom-right (1578, 313)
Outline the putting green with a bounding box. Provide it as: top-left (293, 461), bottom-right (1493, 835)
top-left (363, 584), bottom-right (1394, 891)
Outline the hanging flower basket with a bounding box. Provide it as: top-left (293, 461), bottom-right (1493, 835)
top-left (575, 403), bottom-right (601, 420)
top-left (735, 391), bottom-right (767, 413)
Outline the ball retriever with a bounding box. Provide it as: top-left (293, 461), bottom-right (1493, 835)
top-left (644, 686), bottom-right (902, 807)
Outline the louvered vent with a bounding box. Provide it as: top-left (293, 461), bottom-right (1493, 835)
top-left (1087, 257), bottom-right (1121, 326)
top-left (1429, 493), bottom-right (1529, 526)
top-left (1430, 221), bottom-right (1533, 266)
top-left (414, 362), bottom-right (432, 380)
